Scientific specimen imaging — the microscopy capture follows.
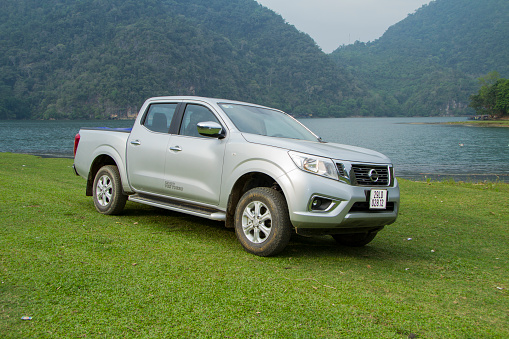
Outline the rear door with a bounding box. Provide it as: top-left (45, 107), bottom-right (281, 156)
top-left (164, 103), bottom-right (227, 205)
top-left (127, 102), bottom-right (179, 195)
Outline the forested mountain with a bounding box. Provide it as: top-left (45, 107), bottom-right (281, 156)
top-left (0, 0), bottom-right (361, 119)
top-left (1, 0), bottom-right (508, 119)
top-left (330, 0), bottom-right (509, 116)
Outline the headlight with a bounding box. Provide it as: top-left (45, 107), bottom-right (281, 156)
top-left (289, 151), bottom-right (339, 180)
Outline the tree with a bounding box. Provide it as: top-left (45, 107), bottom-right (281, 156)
top-left (495, 79), bottom-right (509, 117)
top-left (469, 72), bottom-right (509, 118)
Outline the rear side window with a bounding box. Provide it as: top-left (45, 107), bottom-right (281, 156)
top-left (143, 104), bottom-right (178, 133)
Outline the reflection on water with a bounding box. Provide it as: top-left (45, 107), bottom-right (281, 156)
top-left (1, 117), bottom-right (508, 181)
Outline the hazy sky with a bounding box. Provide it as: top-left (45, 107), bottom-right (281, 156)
top-left (256, 0), bottom-right (432, 53)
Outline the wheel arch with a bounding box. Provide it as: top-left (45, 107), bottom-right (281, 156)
top-left (86, 150), bottom-right (130, 196)
top-left (225, 171), bottom-right (287, 228)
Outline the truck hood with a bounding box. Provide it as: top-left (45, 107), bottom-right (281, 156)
top-left (241, 133), bottom-right (391, 164)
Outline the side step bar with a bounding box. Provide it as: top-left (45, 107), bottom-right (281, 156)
top-left (129, 194), bottom-right (226, 221)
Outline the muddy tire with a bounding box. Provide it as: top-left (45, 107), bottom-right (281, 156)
top-left (234, 187), bottom-right (291, 256)
top-left (92, 165), bottom-right (127, 215)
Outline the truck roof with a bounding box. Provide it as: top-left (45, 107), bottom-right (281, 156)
top-left (145, 96), bottom-right (275, 110)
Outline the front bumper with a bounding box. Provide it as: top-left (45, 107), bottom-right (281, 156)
top-left (282, 168), bottom-right (400, 232)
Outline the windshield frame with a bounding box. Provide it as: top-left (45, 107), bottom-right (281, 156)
top-left (218, 103), bottom-right (320, 142)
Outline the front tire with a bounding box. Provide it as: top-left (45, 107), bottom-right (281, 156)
top-left (93, 165), bottom-right (127, 215)
top-left (332, 232), bottom-right (377, 247)
top-left (234, 187), bottom-right (291, 257)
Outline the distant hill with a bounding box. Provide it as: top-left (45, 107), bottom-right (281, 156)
top-left (330, 0), bottom-right (509, 116)
top-left (0, 0), bottom-right (361, 119)
top-left (2, 0), bottom-right (508, 119)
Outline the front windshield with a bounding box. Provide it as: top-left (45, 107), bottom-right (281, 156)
top-left (218, 103), bottom-right (319, 142)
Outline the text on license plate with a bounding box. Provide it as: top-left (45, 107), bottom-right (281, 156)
top-left (369, 189), bottom-right (387, 209)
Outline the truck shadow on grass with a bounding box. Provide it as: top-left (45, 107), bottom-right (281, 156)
top-left (284, 233), bottom-right (411, 260)
top-left (121, 205), bottom-right (422, 261)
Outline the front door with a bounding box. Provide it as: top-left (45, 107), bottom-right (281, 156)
top-left (164, 103), bottom-right (226, 205)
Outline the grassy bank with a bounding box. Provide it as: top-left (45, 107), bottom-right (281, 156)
top-left (1, 153), bottom-right (508, 338)
top-left (445, 120), bottom-right (509, 127)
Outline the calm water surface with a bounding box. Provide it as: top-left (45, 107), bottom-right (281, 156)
top-left (0, 120), bottom-right (134, 156)
top-left (1, 117), bottom-right (508, 181)
top-left (303, 117), bottom-right (509, 181)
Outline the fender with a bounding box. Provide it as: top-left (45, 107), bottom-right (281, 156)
top-left (220, 152), bottom-right (295, 209)
top-left (89, 145), bottom-right (133, 194)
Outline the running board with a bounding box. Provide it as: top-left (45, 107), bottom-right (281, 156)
top-left (129, 194), bottom-right (226, 221)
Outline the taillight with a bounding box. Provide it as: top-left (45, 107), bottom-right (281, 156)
top-left (73, 133), bottom-right (80, 157)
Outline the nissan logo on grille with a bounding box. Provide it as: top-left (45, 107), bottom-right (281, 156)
top-left (351, 164), bottom-right (390, 186)
top-left (368, 169), bottom-right (379, 183)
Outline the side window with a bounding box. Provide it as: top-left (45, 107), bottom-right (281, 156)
top-left (143, 103), bottom-right (178, 133)
top-left (179, 104), bottom-right (220, 138)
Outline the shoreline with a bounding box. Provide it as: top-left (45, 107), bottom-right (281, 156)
top-left (4, 152), bottom-right (508, 183)
top-left (406, 121), bottom-right (509, 127)
top-left (398, 172), bottom-right (509, 183)
top-left (444, 120), bottom-right (509, 128)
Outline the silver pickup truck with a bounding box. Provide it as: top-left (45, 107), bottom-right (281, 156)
top-left (73, 96), bottom-right (399, 256)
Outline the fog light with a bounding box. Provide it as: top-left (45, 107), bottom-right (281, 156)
top-left (312, 198), bottom-right (322, 209)
top-left (309, 196), bottom-right (335, 211)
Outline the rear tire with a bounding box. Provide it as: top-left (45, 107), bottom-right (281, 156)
top-left (234, 187), bottom-right (291, 257)
top-left (93, 165), bottom-right (127, 215)
top-left (332, 232), bottom-right (377, 247)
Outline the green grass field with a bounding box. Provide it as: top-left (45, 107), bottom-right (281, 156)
top-left (1, 153), bottom-right (507, 338)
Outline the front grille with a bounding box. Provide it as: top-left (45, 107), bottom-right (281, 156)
top-left (351, 164), bottom-right (391, 186)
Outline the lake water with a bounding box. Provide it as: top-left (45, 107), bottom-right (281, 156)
top-left (1, 117), bottom-right (508, 182)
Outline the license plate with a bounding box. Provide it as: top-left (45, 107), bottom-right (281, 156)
top-left (369, 189), bottom-right (387, 209)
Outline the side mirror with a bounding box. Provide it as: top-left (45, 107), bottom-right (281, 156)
top-left (197, 121), bottom-right (225, 139)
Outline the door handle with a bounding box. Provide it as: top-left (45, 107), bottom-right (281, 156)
top-left (170, 145), bottom-right (182, 152)
top-left (130, 140), bottom-right (141, 146)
